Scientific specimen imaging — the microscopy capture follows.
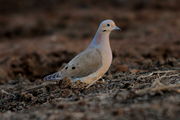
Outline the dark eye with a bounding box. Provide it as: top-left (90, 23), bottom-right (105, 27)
top-left (107, 24), bottom-right (110, 27)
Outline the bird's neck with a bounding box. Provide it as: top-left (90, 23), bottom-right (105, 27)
top-left (89, 32), bottom-right (110, 48)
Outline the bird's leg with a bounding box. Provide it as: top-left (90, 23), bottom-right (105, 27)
top-left (86, 79), bottom-right (99, 88)
top-left (85, 75), bottom-right (103, 88)
top-left (86, 78), bottom-right (107, 88)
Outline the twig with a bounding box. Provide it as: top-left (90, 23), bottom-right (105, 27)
top-left (151, 73), bottom-right (167, 87)
top-left (136, 71), bottom-right (180, 95)
top-left (135, 84), bottom-right (180, 95)
top-left (138, 70), bottom-right (178, 79)
top-left (1, 89), bottom-right (16, 97)
top-left (24, 81), bottom-right (57, 92)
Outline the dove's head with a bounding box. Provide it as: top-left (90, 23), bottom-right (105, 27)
top-left (98, 20), bottom-right (121, 33)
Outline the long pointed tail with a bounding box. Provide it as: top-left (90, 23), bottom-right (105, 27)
top-left (43, 72), bottom-right (63, 81)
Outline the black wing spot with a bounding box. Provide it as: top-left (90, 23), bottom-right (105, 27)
top-left (72, 67), bottom-right (76, 70)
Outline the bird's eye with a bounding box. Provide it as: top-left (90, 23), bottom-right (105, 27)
top-left (107, 24), bottom-right (110, 27)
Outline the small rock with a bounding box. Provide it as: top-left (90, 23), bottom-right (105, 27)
top-left (116, 64), bottom-right (129, 72)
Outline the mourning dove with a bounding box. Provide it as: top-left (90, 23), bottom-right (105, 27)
top-left (44, 19), bottom-right (120, 85)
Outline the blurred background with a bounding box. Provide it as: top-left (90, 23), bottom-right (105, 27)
top-left (0, 0), bottom-right (179, 82)
top-left (0, 1), bottom-right (180, 119)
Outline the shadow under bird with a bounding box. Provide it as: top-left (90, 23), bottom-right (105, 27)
top-left (44, 19), bottom-right (121, 85)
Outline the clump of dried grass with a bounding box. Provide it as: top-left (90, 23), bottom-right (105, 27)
top-left (136, 70), bottom-right (180, 95)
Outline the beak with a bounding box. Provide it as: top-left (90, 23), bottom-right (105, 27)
top-left (113, 26), bottom-right (121, 31)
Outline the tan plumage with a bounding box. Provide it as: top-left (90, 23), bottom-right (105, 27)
top-left (44, 19), bottom-right (120, 85)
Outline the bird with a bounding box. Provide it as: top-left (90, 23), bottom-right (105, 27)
top-left (43, 19), bottom-right (120, 85)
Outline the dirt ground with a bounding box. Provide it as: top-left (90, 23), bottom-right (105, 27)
top-left (0, 0), bottom-right (180, 120)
